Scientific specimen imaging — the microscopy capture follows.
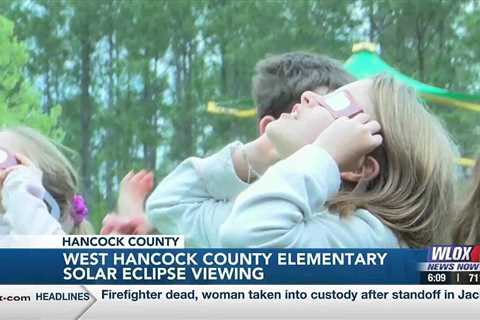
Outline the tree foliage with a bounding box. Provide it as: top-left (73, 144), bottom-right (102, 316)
top-left (0, 15), bottom-right (62, 139)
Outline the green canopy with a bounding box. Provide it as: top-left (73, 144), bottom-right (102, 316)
top-left (345, 42), bottom-right (480, 112)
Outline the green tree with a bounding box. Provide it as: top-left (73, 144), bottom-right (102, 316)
top-left (0, 15), bottom-right (62, 138)
top-left (362, 0), bottom-right (480, 159)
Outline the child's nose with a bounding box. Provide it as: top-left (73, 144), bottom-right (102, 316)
top-left (292, 103), bottom-right (300, 113)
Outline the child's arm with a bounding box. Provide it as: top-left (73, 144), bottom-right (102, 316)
top-left (146, 142), bottom-right (249, 247)
top-left (219, 145), bottom-right (343, 247)
top-left (1, 165), bottom-right (64, 235)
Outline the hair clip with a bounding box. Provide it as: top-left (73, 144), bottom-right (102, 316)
top-left (70, 195), bottom-right (88, 225)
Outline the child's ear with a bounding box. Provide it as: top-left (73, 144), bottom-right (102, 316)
top-left (258, 115), bottom-right (275, 135)
top-left (340, 156), bottom-right (380, 183)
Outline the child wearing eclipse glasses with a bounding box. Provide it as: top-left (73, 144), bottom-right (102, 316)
top-left (0, 127), bottom-right (92, 235)
top-left (219, 74), bottom-right (458, 248)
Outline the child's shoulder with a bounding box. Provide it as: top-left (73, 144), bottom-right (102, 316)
top-left (351, 208), bottom-right (401, 247)
top-left (311, 208), bottom-right (401, 248)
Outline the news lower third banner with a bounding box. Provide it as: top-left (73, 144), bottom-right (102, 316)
top-left (0, 236), bottom-right (479, 319)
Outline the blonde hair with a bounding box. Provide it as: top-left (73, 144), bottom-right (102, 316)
top-left (3, 127), bottom-right (93, 235)
top-left (452, 161), bottom-right (480, 244)
top-left (329, 75), bottom-right (458, 248)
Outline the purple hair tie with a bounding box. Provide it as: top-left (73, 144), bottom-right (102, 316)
top-left (71, 195), bottom-right (89, 225)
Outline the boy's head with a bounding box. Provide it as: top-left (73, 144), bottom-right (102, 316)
top-left (252, 51), bottom-right (356, 134)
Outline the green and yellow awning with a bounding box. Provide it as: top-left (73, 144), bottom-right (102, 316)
top-left (346, 42), bottom-right (480, 112)
top-left (207, 101), bottom-right (256, 118)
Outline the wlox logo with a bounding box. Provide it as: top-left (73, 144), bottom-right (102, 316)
top-left (428, 245), bottom-right (480, 262)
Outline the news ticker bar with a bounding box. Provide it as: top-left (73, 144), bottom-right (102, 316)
top-left (2, 285), bottom-right (479, 319)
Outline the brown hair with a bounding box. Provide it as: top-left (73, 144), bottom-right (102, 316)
top-left (252, 51), bottom-right (355, 121)
top-left (328, 75), bottom-right (458, 248)
top-left (452, 161), bottom-right (480, 244)
top-left (3, 127), bottom-right (93, 235)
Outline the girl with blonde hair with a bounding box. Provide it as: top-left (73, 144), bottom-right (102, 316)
top-left (220, 74), bottom-right (458, 248)
top-left (452, 160), bottom-right (480, 244)
top-left (0, 126), bottom-right (92, 235)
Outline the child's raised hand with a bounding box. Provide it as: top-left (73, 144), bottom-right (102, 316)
top-left (101, 170), bottom-right (155, 235)
top-left (0, 153), bottom-right (36, 189)
top-left (313, 113), bottom-right (383, 172)
top-left (117, 170), bottom-right (154, 217)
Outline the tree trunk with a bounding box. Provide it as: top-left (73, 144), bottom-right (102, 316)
top-left (142, 52), bottom-right (156, 170)
top-left (368, 0), bottom-right (376, 42)
top-left (415, 16), bottom-right (425, 82)
top-left (44, 60), bottom-right (52, 114)
top-left (79, 22), bottom-right (93, 201)
top-left (105, 26), bottom-right (115, 209)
